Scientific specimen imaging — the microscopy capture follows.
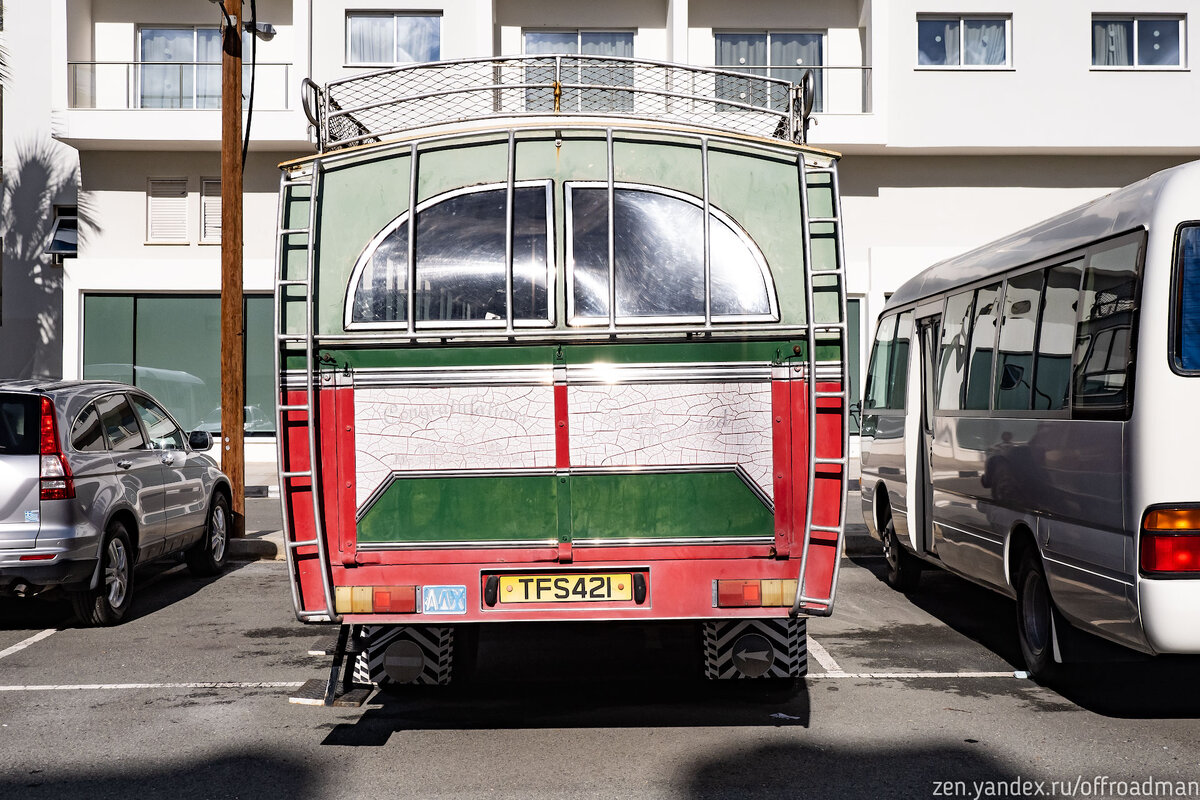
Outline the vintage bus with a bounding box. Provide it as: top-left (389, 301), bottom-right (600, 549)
top-left (859, 161), bottom-right (1200, 680)
top-left (275, 57), bottom-right (850, 702)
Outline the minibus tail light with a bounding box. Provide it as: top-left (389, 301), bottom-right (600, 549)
top-left (1141, 507), bottom-right (1200, 575)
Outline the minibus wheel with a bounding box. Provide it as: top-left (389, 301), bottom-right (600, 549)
top-left (1015, 550), bottom-right (1061, 682)
top-left (882, 518), bottom-right (920, 592)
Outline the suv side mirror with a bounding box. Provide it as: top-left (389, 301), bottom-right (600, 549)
top-left (189, 430), bottom-right (214, 451)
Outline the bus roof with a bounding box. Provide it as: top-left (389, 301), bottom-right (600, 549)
top-left (883, 159), bottom-right (1200, 313)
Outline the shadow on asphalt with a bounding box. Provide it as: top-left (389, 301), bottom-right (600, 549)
top-left (846, 553), bottom-right (1200, 719)
top-left (0, 558), bottom-right (254, 630)
top-left (321, 621), bottom-right (811, 744)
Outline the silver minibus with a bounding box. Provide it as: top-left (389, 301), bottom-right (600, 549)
top-left (859, 161), bottom-right (1200, 680)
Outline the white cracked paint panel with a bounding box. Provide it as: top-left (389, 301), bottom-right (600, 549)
top-left (354, 385), bottom-right (556, 508)
top-left (568, 382), bottom-right (774, 499)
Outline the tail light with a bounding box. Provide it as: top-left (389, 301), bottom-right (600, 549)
top-left (39, 396), bottom-right (75, 501)
top-left (1140, 508), bottom-right (1200, 575)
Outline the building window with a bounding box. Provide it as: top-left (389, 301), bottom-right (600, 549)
top-left (201, 179), bottom-right (221, 243)
top-left (917, 16), bottom-right (1011, 67)
top-left (346, 12), bottom-right (441, 65)
top-left (138, 27), bottom-right (221, 109)
top-left (147, 179), bottom-right (188, 243)
top-left (83, 294), bottom-right (277, 436)
top-left (1093, 16), bottom-right (1185, 68)
top-left (715, 31), bottom-right (823, 112)
top-left (46, 206), bottom-right (79, 259)
top-left (523, 31), bottom-right (635, 112)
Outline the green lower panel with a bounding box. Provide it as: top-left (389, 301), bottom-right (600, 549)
top-left (357, 475), bottom-right (559, 543)
top-left (570, 471), bottom-right (772, 540)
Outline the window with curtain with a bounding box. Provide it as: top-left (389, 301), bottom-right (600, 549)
top-left (1092, 16), bottom-right (1184, 67)
top-left (715, 32), bottom-right (823, 112)
top-left (139, 27), bottom-right (221, 109)
top-left (346, 12), bottom-right (441, 64)
top-left (523, 31), bottom-right (635, 112)
top-left (917, 16), bottom-right (1010, 67)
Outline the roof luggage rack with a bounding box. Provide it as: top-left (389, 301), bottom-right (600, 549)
top-left (302, 55), bottom-right (817, 152)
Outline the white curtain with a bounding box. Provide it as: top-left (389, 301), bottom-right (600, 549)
top-left (1093, 21), bottom-right (1132, 66)
top-left (918, 20), bottom-right (959, 66)
top-left (140, 28), bottom-right (193, 108)
top-left (196, 29), bottom-right (222, 110)
top-left (348, 15), bottom-right (393, 63)
top-left (715, 33), bottom-right (768, 107)
top-left (770, 33), bottom-right (823, 111)
top-left (396, 16), bottom-right (440, 62)
top-left (963, 19), bottom-right (1005, 66)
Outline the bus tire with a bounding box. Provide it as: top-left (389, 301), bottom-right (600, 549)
top-left (1015, 550), bottom-right (1061, 682)
top-left (882, 518), bottom-right (921, 592)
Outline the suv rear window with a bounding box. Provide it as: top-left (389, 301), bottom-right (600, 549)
top-left (0, 393), bottom-right (41, 455)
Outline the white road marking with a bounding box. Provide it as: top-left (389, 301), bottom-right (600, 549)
top-left (0, 681), bottom-right (306, 692)
top-left (807, 636), bottom-right (846, 676)
top-left (808, 671), bottom-right (1023, 679)
top-left (0, 629), bottom-right (57, 661)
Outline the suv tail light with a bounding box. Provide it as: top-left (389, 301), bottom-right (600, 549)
top-left (39, 396), bottom-right (74, 501)
top-left (1140, 508), bottom-right (1200, 575)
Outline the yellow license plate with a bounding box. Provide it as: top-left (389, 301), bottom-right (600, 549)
top-left (498, 573), bottom-right (633, 603)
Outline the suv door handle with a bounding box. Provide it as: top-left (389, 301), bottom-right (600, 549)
top-left (117, 460), bottom-right (132, 470)
top-left (160, 454), bottom-right (174, 466)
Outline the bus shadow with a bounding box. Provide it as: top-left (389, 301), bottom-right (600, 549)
top-left (847, 554), bottom-right (1200, 719)
top-left (321, 622), bottom-right (811, 745)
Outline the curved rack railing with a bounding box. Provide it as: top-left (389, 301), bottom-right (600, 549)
top-left (302, 55), bottom-right (816, 152)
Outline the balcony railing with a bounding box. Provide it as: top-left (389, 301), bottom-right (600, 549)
top-left (711, 65), bottom-right (874, 115)
top-left (305, 55), bottom-right (822, 152)
top-left (67, 61), bottom-right (293, 110)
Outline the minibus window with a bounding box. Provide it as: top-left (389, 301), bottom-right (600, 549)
top-left (892, 312), bottom-right (914, 408)
top-left (937, 291), bottom-right (973, 410)
top-left (864, 315), bottom-right (897, 410)
top-left (1072, 235), bottom-right (1141, 418)
top-left (964, 283), bottom-right (1001, 410)
top-left (994, 270), bottom-right (1043, 411)
top-left (1175, 225), bottom-right (1200, 371)
top-left (1034, 261), bottom-right (1082, 411)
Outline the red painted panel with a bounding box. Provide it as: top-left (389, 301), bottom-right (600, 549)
top-left (771, 375), bottom-right (792, 559)
top-left (554, 383), bottom-right (570, 469)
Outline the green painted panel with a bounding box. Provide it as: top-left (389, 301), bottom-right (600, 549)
top-left (708, 146), bottom-right (806, 326)
top-left (570, 471), bottom-right (772, 539)
top-left (613, 137), bottom-right (702, 197)
top-left (314, 338), bottom-right (802, 370)
top-left (807, 172), bottom-right (835, 218)
top-left (514, 133), bottom-right (608, 184)
top-left (358, 475), bottom-right (559, 543)
top-left (417, 141), bottom-right (509, 202)
top-left (315, 153), bottom-right (412, 334)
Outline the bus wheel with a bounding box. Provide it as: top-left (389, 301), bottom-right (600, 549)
top-left (1015, 550), bottom-right (1061, 682)
top-left (882, 518), bottom-right (920, 592)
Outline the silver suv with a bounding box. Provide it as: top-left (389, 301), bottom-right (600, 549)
top-left (0, 380), bottom-right (232, 625)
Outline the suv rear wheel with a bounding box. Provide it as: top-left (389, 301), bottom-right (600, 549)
top-left (185, 492), bottom-right (230, 577)
top-left (71, 521), bottom-right (134, 626)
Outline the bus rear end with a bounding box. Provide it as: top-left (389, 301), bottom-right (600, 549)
top-left (276, 58), bottom-right (849, 696)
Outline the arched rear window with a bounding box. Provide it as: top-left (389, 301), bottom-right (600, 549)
top-left (347, 181), bottom-right (553, 329)
top-left (567, 183), bottom-right (776, 324)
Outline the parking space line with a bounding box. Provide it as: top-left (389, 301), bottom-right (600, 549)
top-left (807, 636), bottom-right (846, 676)
top-left (0, 681), bottom-right (306, 692)
top-left (0, 629), bottom-right (57, 662)
top-left (808, 671), bottom-right (1021, 679)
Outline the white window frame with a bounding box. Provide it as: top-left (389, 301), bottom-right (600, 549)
top-left (200, 178), bottom-right (221, 244)
top-left (147, 178), bottom-right (189, 244)
top-left (1091, 15), bottom-right (1187, 71)
top-left (344, 11), bottom-right (442, 67)
top-left (915, 15), bottom-right (1013, 70)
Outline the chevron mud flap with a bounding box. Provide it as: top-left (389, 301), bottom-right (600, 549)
top-left (703, 618), bottom-right (807, 679)
top-left (353, 625), bottom-right (455, 686)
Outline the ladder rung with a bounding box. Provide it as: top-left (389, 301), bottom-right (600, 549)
top-left (809, 217), bottom-right (838, 224)
top-left (814, 457), bottom-right (847, 466)
top-left (278, 404), bottom-right (310, 412)
top-left (810, 525), bottom-right (841, 533)
top-left (281, 470), bottom-right (314, 478)
top-left (277, 280), bottom-right (310, 288)
top-left (814, 392), bottom-right (846, 398)
top-left (288, 538), bottom-right (321, 549)
top-left (279, 228), bottom-right (310, 236)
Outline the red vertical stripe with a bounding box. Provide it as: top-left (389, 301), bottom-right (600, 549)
top-left (554, 383), bottom-right (571, 469)
top-left (771, 374), bottom-right (793, 559)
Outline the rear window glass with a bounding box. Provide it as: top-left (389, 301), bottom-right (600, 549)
top-left (0, 394), bottom-right (40, 455)
top-left (1175, 224), bottom-right (1200, 372)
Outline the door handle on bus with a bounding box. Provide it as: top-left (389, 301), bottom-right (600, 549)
top-left (160, 454), bottom-right (174, 466)
top-left (116, 460), bottom-right (132, 470)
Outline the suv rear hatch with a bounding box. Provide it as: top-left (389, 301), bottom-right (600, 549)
top-left (0, 393), bottom-right (43, 548)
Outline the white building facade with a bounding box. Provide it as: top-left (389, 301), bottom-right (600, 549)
top-left (3, 0), bottom-right (1198, 462)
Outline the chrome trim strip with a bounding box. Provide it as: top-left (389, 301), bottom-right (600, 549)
top-left (574, 536), bottom-right (774, 547)
top-left (1042, 553), bottom-right (1134, 588)
top-left (354, 536), bottom-right (774, 551)
top-left (304, 323), bottom-right (812, 344)
top-left (357, 539), bottom-right (559, 551)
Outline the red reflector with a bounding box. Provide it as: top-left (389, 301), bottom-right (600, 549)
top-left (717, 579), bottom-right (763, 608)
top-left (373, 586), bottom-right (417, 613)
top-left (19, 554), bottom-right (55, 561)
top-left (37, 396), bottom-right (75, 501)
top-left (1141, 533), bottom-right (1200, 574)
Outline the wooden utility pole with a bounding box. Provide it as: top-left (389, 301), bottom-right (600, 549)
top-left (220, 0), bottom-right (246, 537)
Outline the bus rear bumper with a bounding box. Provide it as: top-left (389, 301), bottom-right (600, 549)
top-left (1138, 577), bottom-right (1200, 653)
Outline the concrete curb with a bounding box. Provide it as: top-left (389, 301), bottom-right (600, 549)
top-left (229, 529), bottom-right (286, 561)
